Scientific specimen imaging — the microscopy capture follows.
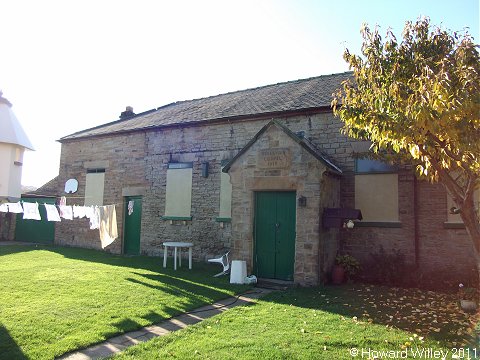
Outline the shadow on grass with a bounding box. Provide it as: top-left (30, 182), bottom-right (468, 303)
top-left (125, 275), bottom-right (230, 313)
top-left (0, 324), bottom-right (27, 360)
top-left (0, 244), bottom-right (45, 257)
top-left (0, 245), bottom-right (253, 358)
top-left (260, 285), bottom-right (475, 347)
top-left (38, 245), bottom-right (252, 316)
top-left (30, 245), bottom-right (218, 276)
top-left (127, 274), bottom-right (224, 298)
top-left (1, 244), bottom-right (236, 288)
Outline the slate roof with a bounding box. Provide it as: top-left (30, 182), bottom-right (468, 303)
top-left (23, 176), bottom-right (59, 197)
top-left (60, 72), bottom-right (352, 141)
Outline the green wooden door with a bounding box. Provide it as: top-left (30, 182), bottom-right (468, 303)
top-left (15, 197), bottom-right (55, 244)
top-left (124, 196), bottom-right (142, 255)
top-left (254, 192), bottom-right (296, 281)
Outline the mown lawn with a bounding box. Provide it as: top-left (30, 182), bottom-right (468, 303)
top-left (115, 285), bottom-right (479, 359)
top-left (0, 245), bottom-right (248, 360)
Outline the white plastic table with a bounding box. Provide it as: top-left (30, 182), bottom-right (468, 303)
top-left (162, 241), bottom-right (193, 270)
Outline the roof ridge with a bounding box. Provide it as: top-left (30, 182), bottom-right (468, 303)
top-left (165, 71), bottom-right (353, 108)
top-left (59, 71), bottom-right (353, 141)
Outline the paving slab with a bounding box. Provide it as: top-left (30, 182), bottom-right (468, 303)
top-left (57, 288), bottom-right (272, 360)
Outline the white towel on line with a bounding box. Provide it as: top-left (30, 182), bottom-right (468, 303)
top-left (84, 206), bottom-right (95, 220)
top-left (23, 202), bottom-right (41, 220)
top-left (44, 204), bottom-right (61, 222)
top-left (73, 205), bottom-right (87, 219)
top-left (7, 202), bottom-right (23, 213)
top-left (59, 205), bottom-right (73, 220)
top-left (89, 207), bottom-right (100, 230)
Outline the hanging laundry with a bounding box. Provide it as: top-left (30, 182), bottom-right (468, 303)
top-left (73, 205), bottom-right (87, 219)
top-left (59, 196), bottom-right (67, 206)
top-left (59, 205), bottom-right (73, 220)
top-left (0, 203), bottom-right (8, 212)
top-left (89, 206), bottom-right (100, 230)
top-left (44, 204), bottom-right (61, 222)
top-left (23, 202), bottom-right (41, 220)
top-left (84, 206), bottom-right (95, 220)
top-left (128, 200), bottom-right (134, 215)
top-left (98, 205), bottom-right (118, 248)
top-left (7, 202), bottom-right (23, 213)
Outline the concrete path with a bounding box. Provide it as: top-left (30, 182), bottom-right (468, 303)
top-left (58, 288), bottom-right (272, 360)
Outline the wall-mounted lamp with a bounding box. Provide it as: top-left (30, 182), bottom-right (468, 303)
top-left (344, 219), bottom-right (355, 229)
top-left (298, 196), bottom-right (307, 207)
top-left (450, 206), bottom-right (461, 214)
top-left (201, 162), bottom-right (209, 178)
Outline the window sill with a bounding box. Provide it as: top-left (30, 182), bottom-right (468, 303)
top-left (161, 216), bottom-right (192, 221)
top-left (215, 217), bottom-right (231, 223)
top-left (355, 221), bottom-right (402, 228)
top-left (443, 222), bottom-right (465, 229)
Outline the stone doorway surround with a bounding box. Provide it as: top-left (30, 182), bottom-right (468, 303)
top-left (223, 120), bottom-right (342, 286)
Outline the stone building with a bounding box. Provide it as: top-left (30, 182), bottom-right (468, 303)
top-left (54, 72), bottom-right (477, 286)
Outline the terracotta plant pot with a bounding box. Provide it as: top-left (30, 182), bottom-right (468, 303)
top-left (331, 264), bottom-right (345, 285)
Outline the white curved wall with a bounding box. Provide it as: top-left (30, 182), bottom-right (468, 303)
top-left (0, 142), bottom-right (25, 200)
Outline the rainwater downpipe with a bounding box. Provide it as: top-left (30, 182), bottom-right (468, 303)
top-left (414, 176), bottom-right (420, 268)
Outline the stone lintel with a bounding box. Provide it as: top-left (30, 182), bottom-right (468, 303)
top-left (122, 186), bottom-right (147, 197)
top-left (251, 176), bottom-right (298, 191)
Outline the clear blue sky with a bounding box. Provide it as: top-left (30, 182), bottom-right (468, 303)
top-left (1, 0), bottom-right (478, 187)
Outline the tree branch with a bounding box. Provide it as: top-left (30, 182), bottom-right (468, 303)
top-left (420, 147), bottom-right (465, 200)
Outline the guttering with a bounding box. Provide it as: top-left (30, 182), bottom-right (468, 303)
top-left (57, 106), bottom-right (333, 143)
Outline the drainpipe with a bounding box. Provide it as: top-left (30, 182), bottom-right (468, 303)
top-left (413, 175), bottom-right (420, 268)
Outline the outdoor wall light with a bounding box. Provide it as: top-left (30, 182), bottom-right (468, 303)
top-left (450, 206), bottom-right (461, 214)
top-left (345, 219), bottom-right (355, 229)
top-left (202, 162), bottom-right (209, 178)
top-left (298, 195), bottom-right (307, 207)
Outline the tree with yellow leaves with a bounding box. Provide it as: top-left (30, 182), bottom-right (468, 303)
top-left (333, 18), bottom-right (480, 278)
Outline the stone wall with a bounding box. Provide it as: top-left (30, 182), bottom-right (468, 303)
top-left (0, 213), bottom-right (16, 241)
top-left (228, 122), bottom-right (340, 285)
top-left (56, 110), bottom-right (478, 286)
top-left (56, 132), bottom-right (148, 253)
top-left (140, 120), bottom-right (271, 259)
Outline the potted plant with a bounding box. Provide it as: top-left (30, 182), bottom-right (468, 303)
top-left (331, 254), bottom-right (360, 284)
top-left (458, 283), bottom-right (477, 311)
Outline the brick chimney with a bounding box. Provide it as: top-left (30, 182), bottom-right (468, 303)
top-left (119, 106), bottom-right (135, 119)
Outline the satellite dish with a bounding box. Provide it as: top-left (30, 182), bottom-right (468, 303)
top-left (64, 178), bottom-right (78, 194)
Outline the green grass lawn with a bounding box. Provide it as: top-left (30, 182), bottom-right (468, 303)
top-left (115, 285), bottom-right (479, 360)
top-left (0, 245), bottom-right (248, 360)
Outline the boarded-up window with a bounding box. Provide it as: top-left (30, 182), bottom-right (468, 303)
top-left (84, 169), bottom-right (105, 206)
top-left (219, 162), bottom-right (232, 219)
top-left (164, 163), bottom-right (193, 218)
top-left (355, 159), bottom-right (398, 222)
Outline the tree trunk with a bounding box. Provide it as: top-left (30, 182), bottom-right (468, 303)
top-left (458, 194), bottom-right (480, 288)
top-left (436, 169), bottom-right (480, 287)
